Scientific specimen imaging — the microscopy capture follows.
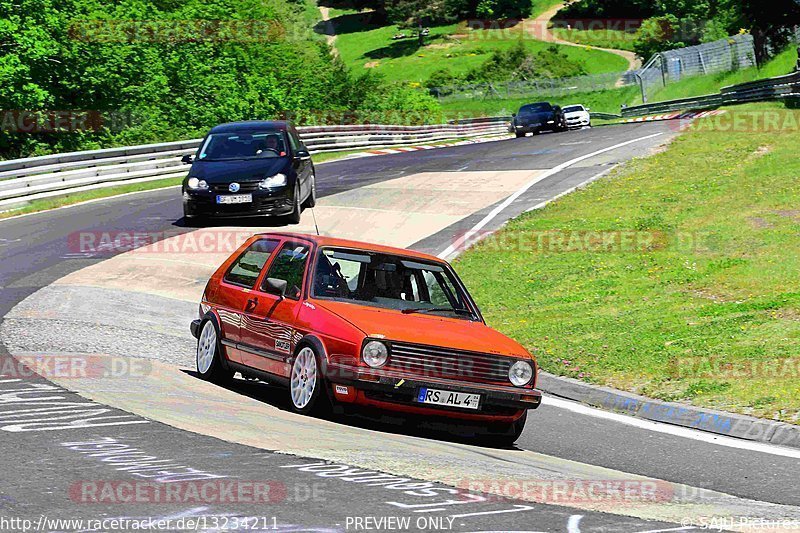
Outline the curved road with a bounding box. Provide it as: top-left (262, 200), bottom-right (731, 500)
top-left (1, 123), bottom-right (798, 531)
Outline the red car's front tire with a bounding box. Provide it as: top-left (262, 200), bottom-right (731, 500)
top-left (484, 411), bottom-right (527, 447)
top-left (289, 345), bottom-right (331, 416)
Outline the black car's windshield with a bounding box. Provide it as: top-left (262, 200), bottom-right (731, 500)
top-left (198, 132), bottom-right (287, 161)
top-left (519, 103), bottom-right (552, 115)
top-left (312, 248), bottom-right (478, 320)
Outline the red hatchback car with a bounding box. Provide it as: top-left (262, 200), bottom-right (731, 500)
top-left (191, 232), bottom-right (541, 444)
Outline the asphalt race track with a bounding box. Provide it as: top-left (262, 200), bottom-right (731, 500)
top-left (1, 123), bottom-right (799, 532)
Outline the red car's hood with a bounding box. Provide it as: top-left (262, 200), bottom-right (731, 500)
top-left (313, 300), bottom-right (531, 359)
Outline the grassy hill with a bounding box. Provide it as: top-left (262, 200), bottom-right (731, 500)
top-left (326, 8), bottom-right (630, 84)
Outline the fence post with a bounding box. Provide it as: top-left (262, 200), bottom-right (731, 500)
top-left (636, 72), bottom-right (647, 103)
top-left (797, 44), bottom-right (800, 71)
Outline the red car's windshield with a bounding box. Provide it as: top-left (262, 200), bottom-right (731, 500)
top-left (312, 247), bottom-right (478, 320)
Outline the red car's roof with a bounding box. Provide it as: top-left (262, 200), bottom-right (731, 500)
top-left (254, 232), bottom-right (444, 263)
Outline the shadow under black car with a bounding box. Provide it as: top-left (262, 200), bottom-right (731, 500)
top-left (173, 215), bottom-right (299, 229)
top-left (180, 369), bottom-right (522, 450)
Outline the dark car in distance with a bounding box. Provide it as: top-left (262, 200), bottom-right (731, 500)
top-left (510, 102), bottom-right (567, 138)
top-left (181, 121), bottom-right (316, 223)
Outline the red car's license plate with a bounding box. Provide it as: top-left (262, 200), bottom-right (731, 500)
top-left (417, 388), bottom-right (480, 410)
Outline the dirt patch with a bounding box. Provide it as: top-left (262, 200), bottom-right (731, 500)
top-left (773, 209), bottom-right (800, 219)
top-left (687, 288), bottom-right (735, 303)
top-left (772, 308), bottom-right (800, 321)
top-left (747, 216), bottom-right (775, 229)
top-left (426, 42), bottom-right (456, 50)
top-left (364, 61), bottom-right (380, 69)
top-left (747, 145), bottom-right (773, 160)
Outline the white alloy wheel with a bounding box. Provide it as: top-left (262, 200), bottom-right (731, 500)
top-left (290, 347), bottom-right (318, 409)
top-left (197, 321), bottom-right (217, 374)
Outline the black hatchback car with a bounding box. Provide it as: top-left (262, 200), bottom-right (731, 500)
top-left (181, 121), bottom-right (315, 223)
top-left (510, 102), bottom-right (567, 137)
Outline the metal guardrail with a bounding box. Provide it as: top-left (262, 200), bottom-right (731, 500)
top-left (0, 119), bottom-right (510, 210)
top-left (621, 70), bottom-right (800, 117)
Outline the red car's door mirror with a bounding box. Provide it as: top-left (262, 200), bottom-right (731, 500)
top-left (264, 278), bottom-right (288, 299)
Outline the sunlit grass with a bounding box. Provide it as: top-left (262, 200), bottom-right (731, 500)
top-left (455, 102), bottom-right (800, 423)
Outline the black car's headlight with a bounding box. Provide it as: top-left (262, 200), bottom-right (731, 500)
top-left (259, 173), bottom-right (287, 189)
top-left (509, 360), bottom-right (534, 387)
top-left (187, 177), bottom-right (208, 190)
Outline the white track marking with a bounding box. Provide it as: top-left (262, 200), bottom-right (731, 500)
top-left (543, 395), bottom-right (800, 459)
top-left (525, 166), bottom-right (617, 213)
top-left (567, 515), bottom-right (583, 533)
top-left (437, 132), bottom-right (664, 259)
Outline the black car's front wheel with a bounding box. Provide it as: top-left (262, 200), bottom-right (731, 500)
top-left (302, 173), bottom-right (316, 209)
top-left (515, 131), bottom-right (525, 138)
top-left (287, 182), bottom-right (302, 224)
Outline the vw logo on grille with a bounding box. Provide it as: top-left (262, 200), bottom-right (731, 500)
top-left (229, 182), bottom-right (240, 193)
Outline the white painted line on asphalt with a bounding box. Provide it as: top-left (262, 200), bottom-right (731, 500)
top-left (437, 132), bottom-right (665, 259)
top-left (525, 166), bottom-right (617, 213)
top-left (567, 514), bottom-right (583, 533)
top-left (542, 395), bottom-right (800, 459)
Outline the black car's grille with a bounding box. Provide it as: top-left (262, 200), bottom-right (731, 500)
top-left (210, 182), bottom-right (261, 194)
top-left (387, 342), bottom-right (513, 383)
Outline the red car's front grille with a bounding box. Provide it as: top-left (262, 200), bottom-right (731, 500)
top-left (387, 341), bottom-right (513, 383)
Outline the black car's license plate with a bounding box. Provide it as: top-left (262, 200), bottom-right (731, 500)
top-left (216, 194), bottom-right (252, 204)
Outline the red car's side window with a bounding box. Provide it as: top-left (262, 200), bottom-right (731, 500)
top-left (223, 239), bottom-right (279, 289)
top-left (261, 242), bottom-right (311, 300)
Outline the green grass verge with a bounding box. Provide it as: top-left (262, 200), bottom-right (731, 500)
top-left (0, 176), bottom-right (185, 220)
top-left (330, 14), bottom-right (630, 84)
top-left (454, 101), bottom-right (800, 423)
top-left (642, 46), bottom-right (799, 104)
top-left (439, 85), bottom-right (638, 116)
top-left (436, 46), bottom-right (797, 117)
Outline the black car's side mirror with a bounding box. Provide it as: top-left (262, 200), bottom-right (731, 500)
top-left (181, 154), bottom-right (194, 164)
top-left (511, 113), bottom-right (517, 118)
top-left (295, 149), bottom-right (311, 160)
top-left (264, 278), bottom-right (288, 298)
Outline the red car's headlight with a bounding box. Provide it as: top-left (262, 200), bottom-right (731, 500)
top-left (509, 360), bottom-right (534, 387)
top-left (362, 341), bottom-right (389, 368)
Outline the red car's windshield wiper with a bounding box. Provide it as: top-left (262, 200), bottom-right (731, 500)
top-left (401, 307), bottom-right (473, 316)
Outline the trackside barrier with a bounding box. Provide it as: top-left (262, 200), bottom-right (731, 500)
top-left (621, 70), bottom-right (800, 117)
top-left (0, 119), bottom-right (511, 210)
